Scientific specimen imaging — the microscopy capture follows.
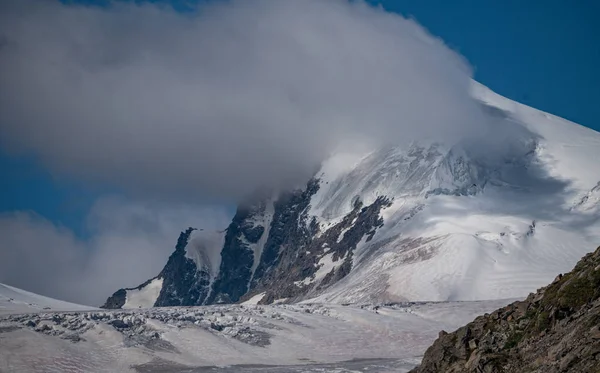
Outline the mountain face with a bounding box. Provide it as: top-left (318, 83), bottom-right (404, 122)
top-left (103, 227), bottom-right (212, 309)
top-left (409, 246), bottom-right (600, 373)
top-left (103, 83), bottom-right (600, 309)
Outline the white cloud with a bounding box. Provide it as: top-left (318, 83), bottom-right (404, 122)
top-left (0, 0), bottom-right (487, 201)
top-left (0, 199), bottom-right (231, 306)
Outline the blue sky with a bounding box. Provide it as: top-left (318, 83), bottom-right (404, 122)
top-left (0, 152), bottom-right (97, 237)
top-left (1, 0), bottom-right (599, 238)
top-left (375, 0), bottom-right (600, 130)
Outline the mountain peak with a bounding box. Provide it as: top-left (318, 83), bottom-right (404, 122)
top-left (102, 84), bottom-right (600, 309)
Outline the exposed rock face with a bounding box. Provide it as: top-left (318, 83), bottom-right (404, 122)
top-left (103, 177), bottom-right (391, 308)
top-left (253, 194), bottom-right (391, 304)
top-left (201, 177), bottom-right (392, 305)
top-left (203, 179), bottom-right (322, 305)
top-left (249, 179), bottom-right (320, 296)
top-left (410, 246), bottom-right (600, 373)
top-left (101, 289), bottom-right (126, 309)
top-left (154, 228), bottom-right (211, 307)
top-left (103, 228), bottom-right (210, 308)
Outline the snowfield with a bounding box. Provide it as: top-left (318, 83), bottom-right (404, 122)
top-left (0, 282), bottom-right (512, 372)
top-left (0, 283), bottom-right (94, 315)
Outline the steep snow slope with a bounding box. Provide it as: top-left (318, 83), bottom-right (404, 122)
top-left (302, 83), bottom-right (600, 304)
top-left (0, 283), bottom-right (93, 314)
top-left (472, 81), bottom-right (600, 193)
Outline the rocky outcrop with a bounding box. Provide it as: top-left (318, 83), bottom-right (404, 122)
top-left (250, 179), bottom-right (320, 293)
top-left (410, 246), bottom-right (600, 373)
top-left (208, 177), bottom-right (392, 305)
top-left (101, 288), bottom-right (126, 309)
top-left (249, 193), bottom-right (391, 304)
top-left (154, 227), bottom-right (211, 307)
top-left (207, 183), bottom-right (316, 304)
top-left (102, 174), bottom-right (393, 308)
top-left (103, 228), bottom-right (207, 309)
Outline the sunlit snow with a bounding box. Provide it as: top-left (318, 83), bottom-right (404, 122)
top-left (123, 278), bottom-right (163, 309)
top-left (301, 82), bottom-right (600, 304)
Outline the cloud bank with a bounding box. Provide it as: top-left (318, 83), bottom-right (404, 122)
top-left (0, 0), bottom-right (486, 201)
top-left (0, 199), bottom-right (231, 305)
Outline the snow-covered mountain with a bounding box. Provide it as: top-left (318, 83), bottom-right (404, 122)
top-left (104, 83), bottom-right (600, 309)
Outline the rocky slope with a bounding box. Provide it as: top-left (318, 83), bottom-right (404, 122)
top-left (104, 183), bottom-right (393, 308)
top-left (103, 83), bottom-right (600, 309)
top-left (102, 227), bottom-right (212, 309)
top-left (410, 246), bottom-right (600, 373)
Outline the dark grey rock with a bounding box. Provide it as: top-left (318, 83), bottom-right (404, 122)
top-left (104, 176), bottom-right (393, 308)
top-left (102, 289), bottom-right (127, 309)
top-left (109, 319), bottom-right (129, 329)
top-left (205, 197), bottom-right (272, 304)
top-left (155, 228), bottom-right (211, 307)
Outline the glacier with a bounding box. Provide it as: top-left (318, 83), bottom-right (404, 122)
top-left (0, 282), bottom-right (512, 372)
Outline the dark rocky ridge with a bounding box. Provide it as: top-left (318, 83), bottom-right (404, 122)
top-left (103, 228), bottom-right (210, 308)
top-left (250, 178), bottom-right (320, 294)
top-left (101, 288), bottom-right (126, 309)
top-left (102, 177), bottom-right (391, 308)
top-left (154, 227), bottom-right (211, 307)
top-left (205, 196), bottom-right (273, 304)
top-left (250, 194), bottom-right (391, 304)
top-left (410, 246), bottom-right (600, 373)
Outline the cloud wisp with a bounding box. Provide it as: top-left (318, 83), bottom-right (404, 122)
top-left (0, 0), bottom-right (486, 201)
